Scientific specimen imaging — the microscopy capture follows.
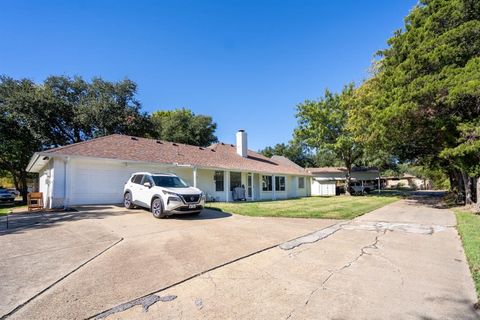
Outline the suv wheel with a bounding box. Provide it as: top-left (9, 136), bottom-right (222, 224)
top-left (151, 198), bottom-right (166, 219)
top-left (124, 192), bottom-right (134, 209)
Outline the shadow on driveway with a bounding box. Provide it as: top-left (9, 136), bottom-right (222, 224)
top-left (0, 205), bottom-right (231, 235)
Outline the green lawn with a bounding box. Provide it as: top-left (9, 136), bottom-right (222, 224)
top-left (0, 207), bottom-right (12, 216)
top-left (455, 209), bottom-right (480, 303)
top-left (207, 195), bottom-right (399, 220)
top-left (0, 203), bottom-right (27, 216)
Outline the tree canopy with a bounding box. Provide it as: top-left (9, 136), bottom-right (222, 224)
top-left (348, 0), bottom-right (480, 203)
top-left (258, 141), bottom-right (316, 168)
top-left (151, 108), bottom-right (218, 147)
top-left (0, 76), bottom-right (219, 201)
top-left (295, 84), bottom-right (364, 194)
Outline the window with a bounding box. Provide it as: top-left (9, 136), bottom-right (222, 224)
top-left (214, 171), bottom-right (224, 192)
top-left (298, 177), bottom-right (305, 189)
top-left (132, 175), bottom-right (143, 184)
top-left (141, 175), bottom-right (154, 185)
top-left (275, 176), bottom-right (286, 191)
top-left (152, 176), bottom-right (189, 188)
top-left (262, 175), bottom-right (272, 191)
top-left (230, 172), bottom-right (242, 191)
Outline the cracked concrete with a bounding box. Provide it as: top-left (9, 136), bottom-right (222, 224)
top-left (279, 222), bottom-right (347, 250)
top-left (94, 294), bottom-right (177, 319)
top-left (100, 197), bottom-right (480, 320)
top-left (279, 220), bottom-right (448, 251)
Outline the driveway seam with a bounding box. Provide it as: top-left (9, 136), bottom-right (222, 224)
top-left (0, 237), bottom-right (124, 320)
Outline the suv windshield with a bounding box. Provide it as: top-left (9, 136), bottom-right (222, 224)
top-left (152, 176), bottom-right (189, 188)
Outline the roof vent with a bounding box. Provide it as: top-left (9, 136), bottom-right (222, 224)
top-left (156, 140), bottom-right (163, 144)
top-left (130, 137), bottom-right (138, 141)
top-left (211, 149), bottom-right (216, 152)
top-left (172, 143), bottom-right (178, 146)
top-left (198, 147), bottom-right (204, 150)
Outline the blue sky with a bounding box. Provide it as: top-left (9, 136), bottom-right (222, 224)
top-left (0, 0), bottom-right (417, 150)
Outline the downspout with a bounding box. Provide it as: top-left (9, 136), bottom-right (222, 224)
top-left (272, 175), bottom-right (276, 200)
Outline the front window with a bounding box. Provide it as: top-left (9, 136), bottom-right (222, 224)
top-left (262, 175), bottom-right (272, 191)
top-left (298, 177), bottom-right (305, 189)
top-left (275, 176), bottom-right (286, 191)
top-left (152, 176), bottom-right (189, 188)
top-left (230, 172), bottom-right (242, 191)
top-left (214, 171), bottom-right (224, 192)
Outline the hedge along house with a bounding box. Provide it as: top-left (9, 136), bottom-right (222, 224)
top-left (307, 167), bottom-right (381, 196)
top-left (26, 130), bottom-right (312, 208)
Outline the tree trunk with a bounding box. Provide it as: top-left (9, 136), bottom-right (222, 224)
top-left (20, 173), bottom-right (28, 204)
top-left (448, 172), bottom-right (456, 192)
top-left (345, 166), bottom-right (352, 196)
top-left (461, 171), bottom-right (473, 205)
top-left (476, 177), bottom-right (480, 209)
top-left (454, 170), bottom-right (465, 204)
top-left (11, 173), bottom-right (19, 191)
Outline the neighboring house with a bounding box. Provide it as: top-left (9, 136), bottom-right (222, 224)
top-left (26, 130), bottom-right (312, 208)
top-left (384, 174), bottom-right (428, 190)
top-left (307, 167), bottom-right (381, 196)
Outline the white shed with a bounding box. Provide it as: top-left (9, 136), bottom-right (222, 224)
top-left (311, 179), bottom-right (336, 196)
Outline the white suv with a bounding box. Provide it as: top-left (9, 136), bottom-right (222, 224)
top-left (123, 172), bottom-right (205, 218)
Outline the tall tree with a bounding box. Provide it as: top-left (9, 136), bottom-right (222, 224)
top-left (151, 108), bottom-right (218, 147)
top-left (80, 78), bottom-right (153, 138)
top-left (295, 84), bottom-right (363, 195)
top-left (0, 75), bottom-right (153, 201)
top-left (0, 77), bottom-right (43, 201)
top-left (259, 141), bottom-right (316, 168)
top-left (351, 0), bottom-right (480, 204)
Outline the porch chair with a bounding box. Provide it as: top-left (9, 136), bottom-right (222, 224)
top-left (27, 192), bottom-right (44, 212)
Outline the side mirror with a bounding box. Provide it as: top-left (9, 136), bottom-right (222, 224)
top-left (143, 182), bottom-right (152, 188)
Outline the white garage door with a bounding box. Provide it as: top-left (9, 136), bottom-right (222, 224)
top-left (70, 161), bottom-right (134, 205)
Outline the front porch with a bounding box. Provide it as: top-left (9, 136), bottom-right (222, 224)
top-left (190, 168), bottom-right (309, 202)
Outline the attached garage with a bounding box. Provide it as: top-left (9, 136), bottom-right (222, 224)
top-left (311, 179), bottom-right (336, 196)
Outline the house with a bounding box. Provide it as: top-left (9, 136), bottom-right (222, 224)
top-left (384, 174), bottom-right (428, 190)
top-left (307, 167), bottom-right (381, 196)
top-left (26, 130), bottom-right (312, 208)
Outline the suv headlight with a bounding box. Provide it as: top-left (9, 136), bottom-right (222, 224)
top-left (201, 192), bottom-right (207, 201)
top-left (162, 190), bottom-right (183, 204)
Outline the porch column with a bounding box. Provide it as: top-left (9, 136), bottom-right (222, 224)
top-left (251, 173), bottom-right (254, 201)
top-left (225, 170), bottom-right (230, 202)
top-left (192, 167), bottom-right (198, 188)
top-left (293, 176), bottom-right (297, 198)
top-left (272, 174), bottom-right (276, 200)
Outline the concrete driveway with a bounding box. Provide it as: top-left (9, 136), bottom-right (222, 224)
top-left (1, 194), bottom-right (479, 319)
top-left (0, 205), bottom-right (336, 319)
